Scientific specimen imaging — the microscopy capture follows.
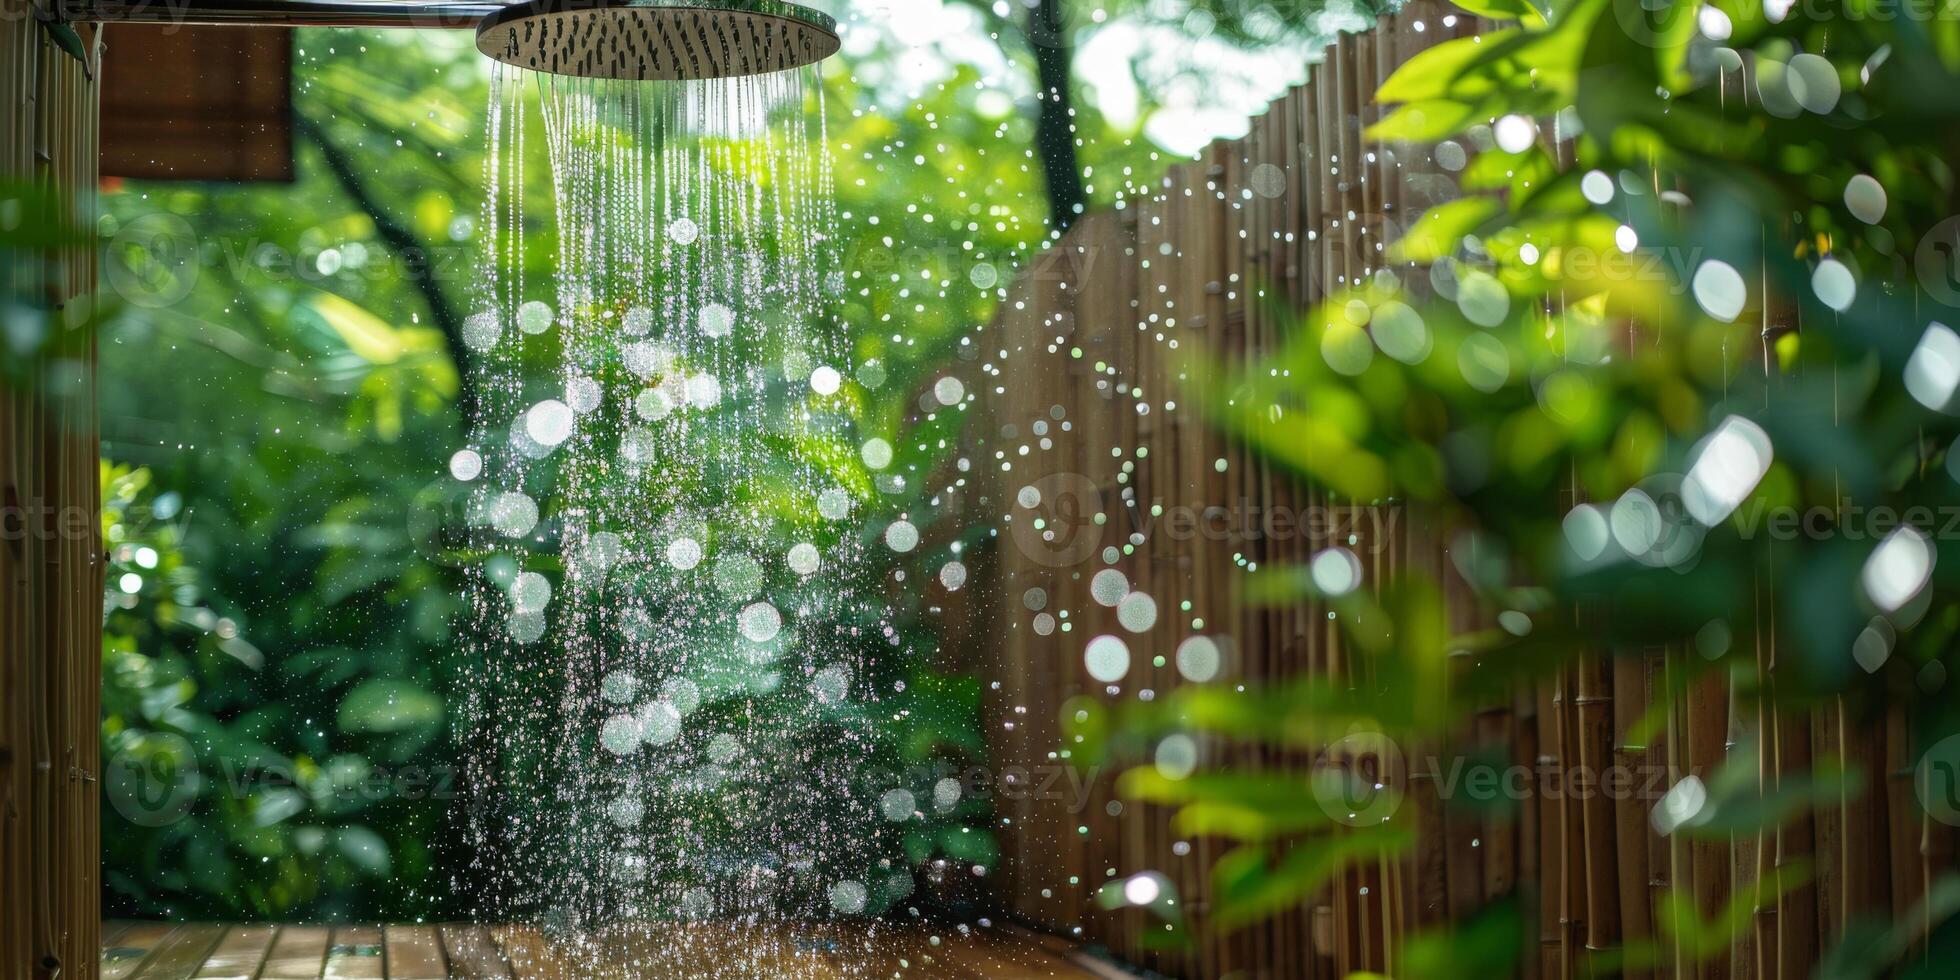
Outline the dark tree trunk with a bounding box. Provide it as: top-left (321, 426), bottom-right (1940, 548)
top-left (1028, 0), bottom-right (1085, 230)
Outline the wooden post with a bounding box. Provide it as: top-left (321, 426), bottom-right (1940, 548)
top-left (1, 3), bottom-right (103, 979)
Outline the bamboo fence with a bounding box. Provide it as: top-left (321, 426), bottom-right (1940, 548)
top-left (959, 3), bottom-right (1951, 977)
top-left (1, 2), bottom-right (102, 978)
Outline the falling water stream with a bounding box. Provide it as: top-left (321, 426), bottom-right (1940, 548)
top-left (448, 60), bottom-right (917, 974)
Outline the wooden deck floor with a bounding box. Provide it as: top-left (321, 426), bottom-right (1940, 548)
top-left (100, 921), bottom-right (1134, 979)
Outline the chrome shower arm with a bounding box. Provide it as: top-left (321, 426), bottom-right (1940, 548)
top-left (43, 0), bottom-right (505, 29)
top-left (46, 0), bottom-right (844, 80)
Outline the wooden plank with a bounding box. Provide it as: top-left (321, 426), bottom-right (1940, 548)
top-left (259, 926), bottom-right (331, 980)
top-left (382, 925), bottom-right (447, 980)
top-left (439, 924), bottom-right (513, 980)
top-left (105, 924), bottom-right (1129, 980)
top-left (131, 923), bottom-right (228, 980)
top-left (192, 924), bottom-right (278, 980)
top-left (325, 926), bottom-right (386, 980)
top-left (104, 924), bottom-right (182, 980)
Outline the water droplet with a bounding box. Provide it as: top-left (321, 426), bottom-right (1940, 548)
top-left (1788, 53), bottom-right (1841, 114)
top-left (1494, 114), bottom-right (1537, 153)
top-left (525, 399), bottom-right (575, 447)
top-left (1581, 170), bottom-right (1614, 205)
top-left (932, 777), bottom-right (962, 811)
top-left (885, 520), bottom-right (920, 553)
top-left (812, 664), bottom-right (852, 704)
top-left (1906, 322), bottom-right (1960, 412)
top-left (1371, 301), bottom-right (1429, 363)
top-left (880, 789), bottom-right (915, 822)
top-left (599, 715), bottom-right (641, 756)
top-left (490, 492), bottom-right (539, 538)
top-left (933, 376), bottom-right (965, 405)
top-left (1310, 548), bottom-right (1362, 596)
top-left (621, 305), bottom-right (654, 335)
top-left (684, 374), bottom-right (722, 409)
top-left (1564, 504), bottom-right (1611, 561)
top-left (639, 701), bottom-right (682, 746)
top-left (565, 376), bottom-right (602, 413)
top-left (738, 602), bottom-right (782, 643)
top-left (1176, 636), bottom-right (1221, 682)
top-left (510, 571), bottom-right (552, 614)
top-left (817, 488), bottom-right (852, 521)
top-left (1117, 591), bottom-right (1158, 633)
top-left (1692, 260), bottom-right (1747, 322)
top-left (1682, 416), bottom-right (1773, 525)
top-left (1864, 527), bottom-right (1933, 612)
top-left (600, 671), bottom-right (640, 704)
top-left (667, 537), bottom-right (703, 571)
top-left (1458, 334), bottom-right (1511, 392)
top-left (635, 388), bottom-right (675, 422)
top-left (1455, 269), bottom-right (1509, 327)
top-left (1085, 634), bottom-right (1131, 683)
top-left (1155, 736), bottom-right (1198, 781)
top-left (1813, 258), bottom-right (1856, 312)
top-left (1844, 174), bottom-right (1886, 224)
top-left (462, 312), bottom-right (501, 352)
top-left (516, 300), bottom-right (553, 335)
top-left (828, 880), bottom-right (868, 914)
top-left (449, 449), bottom-right (482, 482)
top-left (698, 302), bottom-right (735, 338)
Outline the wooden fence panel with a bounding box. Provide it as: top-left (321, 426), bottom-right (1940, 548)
top-left (965, 3), bottom-right (1946, 978)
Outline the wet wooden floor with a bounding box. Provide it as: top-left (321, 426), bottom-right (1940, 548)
top-left (99, 921), bottom-right (1133, 979)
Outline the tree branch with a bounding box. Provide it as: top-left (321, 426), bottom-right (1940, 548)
top-left (297, 114), bottom-right (480, 428)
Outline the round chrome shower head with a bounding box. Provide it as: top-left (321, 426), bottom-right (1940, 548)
top-left (477, 0), bottom-right (840, 81)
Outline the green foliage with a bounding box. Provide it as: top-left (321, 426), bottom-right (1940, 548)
top-left (101, 463), bottom-right (449, 918)
top-left (1819, 873), bottom-right (1960, 980)
top-left (1351, 900), bottom-right (1526, 980)
top-left (92, 7), bottom-right (1218, 919)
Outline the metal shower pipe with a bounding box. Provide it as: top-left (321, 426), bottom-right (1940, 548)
top-left (44, 0), bottom-right (507, 29)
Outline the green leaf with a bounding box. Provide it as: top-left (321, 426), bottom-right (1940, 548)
top-left (1657, 861), bottom-right (1811, 959)
top-left (1397, 899), bottom-right (1526, 980)
top-left (1212, 830), bottom-right (1415, 932)
top-left (1449, 0), bottom-right (1548, 24)
top-left (1817, 875), bottom-right (1960, 980)
top-left (37, 20), bottom-right (90, 79)
top-left (937, 826), bottom-right (999, 866)
top-left (1392, 198), bottom-right (1504, 264)
top-left (335, 826), bottom-right (392, 876)
top-left (336, 679), bottom-right (443, 733)
top-left (1368, 99), bottom-right (1482, 144)
top-left (1377, 33), bottom-right (1518, 105)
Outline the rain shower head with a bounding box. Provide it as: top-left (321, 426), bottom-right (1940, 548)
top-left (475, 0), bottom-right (841, 81)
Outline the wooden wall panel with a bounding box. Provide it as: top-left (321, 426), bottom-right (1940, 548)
top-left (1, 3), bottom-right (103, 979)
top-left (100, 25), bottom-right (294, 182)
